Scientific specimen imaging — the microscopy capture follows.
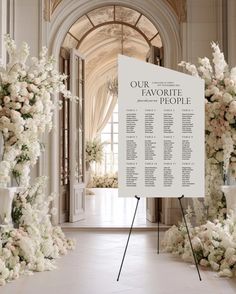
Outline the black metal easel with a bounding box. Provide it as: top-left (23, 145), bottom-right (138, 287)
top-left (178, 195), bottom-right (202, 281)
top-left (157, 197), bottom-right (160, 254)
top-left (117, 195), bottom-right (202, 282)
top-left (117, 195), bottom-right (140, 282)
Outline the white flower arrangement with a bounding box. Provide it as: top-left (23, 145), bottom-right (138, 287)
top-left (0, 35), bottom-right (77, 187)
top-left (164, 43), bottom-right (236, 278)
top-left (179, 42), bottom-right (236, 219)
top-left (88, 173), bottom-right (118, 188)
top-left (162, 212), bottom-right (236, 278)
top-left (0, 177), bottom-right (75, 286)
top-left (85, 139), bottom-right (104, 165)
top-left (0, 36), bottom-right (76, 286)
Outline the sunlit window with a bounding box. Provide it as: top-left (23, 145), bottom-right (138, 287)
top-left (100, 103), bottom-right (118, 174)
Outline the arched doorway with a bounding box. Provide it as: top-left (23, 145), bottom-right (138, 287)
top-left (46, 0), bottom-right (182, 224)
top-left (59, 5), bottom-right (164, 223)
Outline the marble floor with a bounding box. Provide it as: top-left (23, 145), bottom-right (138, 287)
top-left (3, 230), bottom-right (236, 294)
top-left (62, 188), bottom-right (168, 229)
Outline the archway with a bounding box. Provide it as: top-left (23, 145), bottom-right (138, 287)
top-left (45, 0), bottom-right (182, 224)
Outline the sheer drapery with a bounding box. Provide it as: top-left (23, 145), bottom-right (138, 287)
top-left (86, 82), bottom-right (117, 141)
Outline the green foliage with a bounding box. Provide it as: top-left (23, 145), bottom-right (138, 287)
top-left (16, 154), bottom-right (30, 164)
top-left (21, 113), bottom-right (33, 120)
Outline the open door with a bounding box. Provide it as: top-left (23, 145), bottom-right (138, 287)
top-left (69, 49), bottom-right (86, 222)
top-left (146, 45), bottom-right (164, 223)
top-left (59, 48), bottom-right (70, 223)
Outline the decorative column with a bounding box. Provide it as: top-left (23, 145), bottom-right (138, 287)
top-left (227, 0), bottom-right (236, 67)
top-left (0, 0), bottom-right (7, 65)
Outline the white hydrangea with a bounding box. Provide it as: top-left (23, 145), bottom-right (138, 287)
top-left (164, 42), bottom-right (236, 278)
top-left (0, 177), bottom-right (75, 286)
top-left (0, 35), bottom-right (78, 187)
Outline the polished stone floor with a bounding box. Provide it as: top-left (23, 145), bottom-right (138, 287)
top-left (62, 188), bottom-right (169, 229)
top-left (3, 231), bottom-right (236, 294)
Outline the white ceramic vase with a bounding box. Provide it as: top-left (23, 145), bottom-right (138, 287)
top-left (0, 187), bottom-right (21, 226)
top-left (85, 170), bottom-right (91, 187)
top-left (221, 185), bottom-right (236, 216)
top-left (85, 164), bottom-right (95, 195)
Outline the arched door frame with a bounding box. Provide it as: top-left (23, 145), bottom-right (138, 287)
top-left (45, 0), bottom-right (182, 223)
top-left (49, 0), bottom-right (181, 68)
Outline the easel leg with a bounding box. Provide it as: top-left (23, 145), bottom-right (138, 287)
top-left (117, 195), bottom-right (140, 282)
top-left (157, 198), bottom-right (160, 254)
top-left (178, 195), bottom-right (202, 281)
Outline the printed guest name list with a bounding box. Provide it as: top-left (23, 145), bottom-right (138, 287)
top-left (118, 55), bottom-right (205, 198)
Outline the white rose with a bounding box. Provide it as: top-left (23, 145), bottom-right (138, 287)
top-left (33, 78), bottom-right (41, 85)
top-left (28, 93), bottom-right (34, 99)
top-left (210, 261), bottom-right (219, 271)
top-left (28, 73), bottom-right (34, 79)
top-left (1, 268), bottom-right (9, 280)
top-left (4, 96), bottom-right (10, 104)
top-left (224, 78), bottom-right (230, 85)
top-left (225, 247), bottom-right (235, 259)
top-left (223, 92), bottom-right (233, 103)
top-left (229, 101), bottom-right (236, 114)
top-left (14, 102), bottom-right (21, 110)
top-left (0, 259), bottom-right (6, 272)
top-left (225, 112), bottom-right (234, 122)
top-left (19, 84), bottom-right (28, 96)
top-left (218, 268), bottom-right (233, 278)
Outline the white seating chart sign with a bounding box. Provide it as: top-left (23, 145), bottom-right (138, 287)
top-left (118, 55), bottom-right (205, 198)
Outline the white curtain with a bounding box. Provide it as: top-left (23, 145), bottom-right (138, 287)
top-left (86, 82), bottom-right (117, 140)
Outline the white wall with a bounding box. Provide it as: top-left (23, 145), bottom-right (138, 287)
top-left (227, 0), bottom-right (236, 67)
top-left (11, 0), bottom-right (45, 183)
top-left (163, 0), bottom-right (225, 224)
top-left (184, 0), bottom-right (223, 64)
top-left (14, 0), bottom-right (41, 56)
top-left (0, 0), bottom-right (7, 65)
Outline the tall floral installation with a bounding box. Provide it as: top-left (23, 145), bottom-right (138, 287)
top-left (163, 43), bottom-right (236, 278)
top-left (0, 36), bottom-right (76, 286)
top-left (85, 139), bottom-right (104, 167)
top-left (0, 35), bottom-right (76, 187)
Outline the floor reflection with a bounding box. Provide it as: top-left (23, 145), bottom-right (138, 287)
top-left (62, 188), bottom-right (166, 228)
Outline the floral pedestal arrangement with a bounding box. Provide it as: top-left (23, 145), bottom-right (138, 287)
top-left (163, 42), bottom-right (236, 278)
top-left (0, 35), bottom-right (77, 188)
top-left (0, 36), bottom-right (77, 286)
top-left (85, 140), bottom-right (104, 195)
top-left (0, 187), bottom-right (22, 226)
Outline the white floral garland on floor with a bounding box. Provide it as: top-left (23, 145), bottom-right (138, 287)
top-left (163, 43), bottom-right (236, 278)
top-left (163, 211), bottom-right (236, 278)
top-left (88, 173), bottom-right (118, 188)
top-left (0, 177), bottom-right (75, 286)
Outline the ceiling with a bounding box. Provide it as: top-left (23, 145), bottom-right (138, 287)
top-left (62, 5), bottom-right (162, 95)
